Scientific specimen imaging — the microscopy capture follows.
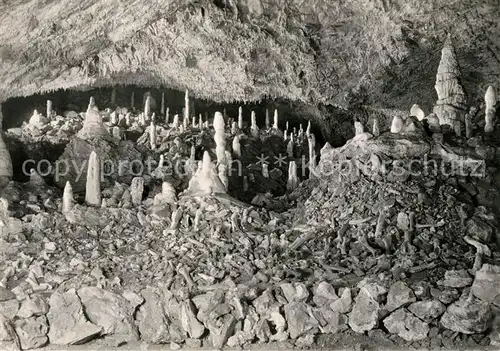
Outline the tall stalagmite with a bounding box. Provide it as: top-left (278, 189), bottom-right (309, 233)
top-left (433, 35), bottom-right (467, 126)
top-left (85, 151), bottom-right (101, 206)
top-left (62, 181), bottom-right (73, 214)
top-left (214, 112), bottom-right (226, 166)
top-left (484, 86), bottom-right (497, 133)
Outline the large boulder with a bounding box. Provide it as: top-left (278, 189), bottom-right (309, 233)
top-left (440, 295), bottom-right (492, 334)
top-left (348, 279), bottom-right (387, 333)
top-left (383, 308), bottom-right (429, 341)
top-left (471, 264), bottom-right (500, 307)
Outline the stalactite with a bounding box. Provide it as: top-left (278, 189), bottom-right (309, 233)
top-left (265, 109), bottom-right (270, 129)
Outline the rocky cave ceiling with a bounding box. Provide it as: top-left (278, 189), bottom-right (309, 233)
top-left (0, 0), bottom-right (499, 114)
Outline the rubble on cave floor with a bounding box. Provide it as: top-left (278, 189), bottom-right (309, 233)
top-left (1, 69), bottom-right (500, 349)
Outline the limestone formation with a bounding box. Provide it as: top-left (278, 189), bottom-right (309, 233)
top-left (273, 109), bottom-right (279, 130)
top-left (89, 96), bottom-right (96, 109)
top-left (354, 121), bottom-right (364, 135)
top-left (193, 209), bottom-right (202, 231)
top-left (426, 114), bottom-right (441, 133)
top-left (199, 114), bottom-right (203, 130)
top-left (484, 86), bottom-right (496, 133)
top-left (218, 164), bottom-right (228, 190)
top-left (308, 134), bottom-right (317, 174)
top-left (130, 177), bottom-right (144, 205)
top-left (110, 88), bottom-right (116, 105)
top-left (85, 151), bottom-right (101, 207)
top-left (185, 151), bottom-right (227, 196)
top-left (172, 114), bottom-right (180, 129)
top-left (306, 121), bottom-right (311, 136)
top-left (78, 105), bottom-right (111, 140)
top-left (125, 113), bottom-right (131, 126)
top-left (62, 182), bottom-right (73, 214)
top-left (372, 117), bottom-right (380, 137)
top-left (231, 122), bottom-right (237, 134)
top-left (184, 89), bottom-right (190, 127)
top-left (410, 104), bottom-right (425, 121)
top-left (232, 135), bottom-right (241, 158)
top-left (287, 161), bottom-right (298, 191)
top-left (160, 91), bottom-right (165, 115)
top-left (251, 111), bottom-right (259, 138)
top-left (433, 35), bottom-right (467, 126)
top-left (153, 182), bottom-right (177, 206)
top-left (144, 96), bottom-right (151, 119)
top-left (262, 163), bottom-right (269, 178)
top-left (46, 100), bottom-right (53, 119)
top-left (165, 107), bottom-right (170, 125)
top-left (183, 111), bottom-right (189, 129)
top-left (110, 111), bottom-right (118, 125)
top-left (214, 112), bottom-right (226, 166)
top-left (465, 113), bottom-right (473, 138)
top-left (243, 176), bottom-right (249, 191)
top-left (130, 92), bottom-right (135, 109)
top-left (391, 116), bottom-right (404, 133)
top-left (287, 137), bottom-right (294, 158)
top-left (265, 109), bottom-right (270, 129)
top-left (170, 208), bottom-right (183, 230)
top-left (238, 106), bottom-right (243, 129)
top-left (149, 122), bottom-right (157, 150)
top-left (29, 109), bottom-right (48, 127)
top-left (112, 126), bottom-right (121, 139)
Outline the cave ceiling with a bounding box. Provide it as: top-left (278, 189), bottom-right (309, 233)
top-left (0, 0), bottom-right (499, 113)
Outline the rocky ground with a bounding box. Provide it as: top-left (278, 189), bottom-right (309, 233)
top-left (0, 97), bottom-right (499, 351)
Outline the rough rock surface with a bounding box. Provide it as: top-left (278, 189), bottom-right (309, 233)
top-left (440, 295), bottom-right (492, 334)
top-left (383, 308), bottom-right (429, 341)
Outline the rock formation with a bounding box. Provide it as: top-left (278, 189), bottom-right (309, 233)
top-left (85, 151), bottom-right (101, 206)
top-left (410, 104), bottom-right (425, 121)
top-left (0, 130), bottom-right (13, 186)
top-left (287, 161), bottom-right (298, 191)
top-left (238, 107), bottom-right (243, 129)
top-left (185, 151), bottom-right (227, 196)
top-left (130, 177), bottom-right (144, 205)
top-left (232, 135), bottom-right (241, 158)
top-left (62, 181), bottom-right (73, 214)
top-left (213, 112), bottom-right (226, 166)
top-left (47, 100), bottom-right (53, 119)
top-left (250, 111), bottom-right (259, 138)
top-left (273, 109), bottom-right (279, 130)
top-left (391, 116), bottom-right (404, 133)
top-left (149, 122), bottom-right (157, 150)
top-left (354, 121), bottom-right (364, 135)
top-left (433, 35), bottom-right (467, 126)
top-left (484, 86), bottom-right (496, 133)
top-left (77, 106), bottom-right (111, 140)
top-left (160, 91), bottom-right (165, 115)
top-left (184, 89), bottom-right (189, 127)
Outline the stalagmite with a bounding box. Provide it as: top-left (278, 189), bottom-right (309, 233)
top-left (125, 113), bottom-right (131, 126)
top-left (243, 176), bottom-right (249, 191)
top-left (214, 112), bottom-right (226, 166)
top-left (78, 104), bottom-right (111, 140)
top-left (112, 126), bottom-right (121, 140)
top-left (46, 100), bottom-right (53, 119)
top-left (287, 137), bottom-right (294, 158)
top-left (153, 181), bottom-right (177, 205)
top-left (250, 111), bottom-right (259, 138)
top-left (433, 35), bottom-right (467, 126)
top-left (144, 96), bottom-right (151, 119)
top-left (218, 164), bottom-right (228, 190)
top-left (465, 113), bottom-right (473, 138)
top-left (184, 89), bottom-right (190, 127)
top-left (372, 117), bottom-right (380, 137)
top-left (130, 177), bottom-right (144, 205)
top-left (308, 134), bottom-right (317, 176)
top-left (158, 154), bottom-right (165, 168)
top-left (265, 109), bottom-right (270, 129)
top-left (29, 109), bottom-right (48, 127)
top-left (192, 116), bottom-right (196, 128)
top-left (273, 109), bottom-right (279, 130)
top-left (89, 96), bottom-right (96, 109)
top-left (62, 181), bottom-right (73, 214)
top-left (199, 114), bottom-right (203, 130)
top-left (233, 135), bottom-right (241, 158)
top-left (262, 163), bottom-right (269, 178)
top-left (160, 91), bottom-right (165, 115)
top-left (354, 121), bottom-right (364, 135)
top-left (231, 122), bottom-right (237, 134)
top-left (85, 151), bottom-right (101, 207)
top-left (185, 151), bottom-right (227, 196)
top-left (484, 86), bottom-right (496, 133)
top-left (170, 208), bottom-right (183, 230)
top-left (286, 121), bottom-right (289, 133)
top-left (453, 121), bottom-right (461, 137)
top-left (110, 111), bottom-right (118, 125)
top-left (165, 107), bottom-right (170, 125)
top-left (131, 92), bottom-right (135, 109)
top-left (238, 106), bottom-right (243, 129)
top-left (183, 111), bottom-right (189, 129)
top-left (231, 212), bottom-right (240, 232)
top-left (172, 114), bottom-right (179, 129)
top-left (410, 104), bottom-right (425, 121)
top-left (193, 209), bottom-right (202, 232)
top-left (390, 116), bottom-right (404, 133)
top-left (287, 161), bottom-right (298, 191)
top-left (110, 88), bottom-right (116, 105)
top-left (306, 121), bottom-right (311, 136)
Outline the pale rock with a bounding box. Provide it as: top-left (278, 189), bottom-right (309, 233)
top-left (286, 161), bottom-right (298, 191)
top-left (180, 301), bottom-right (205, 339)
top-left (386, 281), bottom-right (416, 312)
top-left (441, 269), bottom-right (473, 288)
top-left (410, 104), bottom-right (425, 121)
top-left (330, 288), bottom-right (352, 314)
top-left (136, 287), bottom-right (170, 343)
top-left (47, 289), bottom-right (102, 345)
top-left (85, 151), bottom-right (101, 207)
top-left (77, 287), bottom-right (138, 341)
top-left (485, 86), bottom-right (496, 133)
top-left (313, 281), bottom-right (338, 307)
top-left (390, 116), bottom-right (404, 133)
top-left (17, 295), bottom-right (49, 318)
top-left (130, 177), bottom-right (144, 205)
top-left (408, 300), bottom-right (446, 323)
top-left (348, 279), bottom-right (386, 333)
top-left (440, 295), bottom-right (492, 334)
top-left (354, 121), bottom-right (364, 135)
top-left (383, 308), bottom-right (429, 341)
top-left (14, 316), bottom-right (48, 349)
top-left (280, 282), bottom-right (310, 303)
top-left (284, 302), bottom-right (318, 339)
top-left (471, 264), bottom-right (500, 306)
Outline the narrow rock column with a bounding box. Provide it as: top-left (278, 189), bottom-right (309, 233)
top-left (184, 89), bottom-right (190, 127)
top-left (85, 151), bottom-right (101, 206)
top-left (110, 88), bottom-right (116, 106)
top-left (354, 121), bottom-right (364, 135)
top-left (238, 107), bottom-right (243, 129)
top-left (172, 114), bottom-right (179, 129)
top-left (243, 176), bottom-right (249, 191)
top-left (150, 121), bottom-right (157, 150)
top-left (287, 161), bottom-right (298, 191)
top-left (273, 109), bottom-right (279, 130)
top-left (485, 86), bottom-right (496, 133)
top-left (112, 126), bottom-right (121, 139)
top-left (160, 91), bottom-right (165, 115)
top-left (62, 181), bottom-right (73, 214)
top-left (89, 96), bottom-right (96, 109)
top-left (308, 134), bottom-right (317, 177)
top-left (46, 100), bottom-right (53, 119)
top-left (165, 107), bottom-right (170, 125)
top-left (233, 135), bottom-right (241, 158)
top-left (287, 135), bottom-right (294, 158)
top-left (262, 163), bottom-right (269, 178)
top-left (125, 113), bottom-right (131, 126)
top-left (306, 121), bottom-right (311, 136)
top-left (183, 109), bottom-right (189, 130)
top-left (372, 117), bottom-right (380, 137)
top-left (131, 92), bottom-right (135, 109)
top-left (214, 112), bottom-right (226, 166)
top-left (218, 164), bottom-right (228, 190)
top-left (265, 109), bottom-right (270, 129)
top-left (130, 177), bottom-right (144, 205)
top-left (231, 122), bottom-right (237, 134)
top-left (465, 113), bottom-right (473, 138)
top-left (158, 154), bottom-right (165, 168)
top-left (192, 116), bottom-right (196, 128)
top-left (110, 111), bottom-right (117, 125)
top-left (199, 114), bottom-right (204, 130)
top-left (144, 96), bottom-right (151, 120)
top-left (251, 111), bottom-right (259, 138)
top-left (391, 116), bottom-right (403, 133)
